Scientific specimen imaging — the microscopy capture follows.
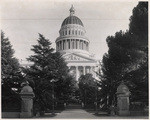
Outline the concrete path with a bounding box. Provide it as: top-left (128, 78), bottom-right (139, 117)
top-left (35, 104), bottom-right (148, 119)
top-left (54, 108), bottom-right (97, 119)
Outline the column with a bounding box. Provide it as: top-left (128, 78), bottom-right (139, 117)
top-left (77, 40), bottom-right (79, 49)
top-left (79, 40), bottom-right (81, 49)
top-left (83, 66), bottom-right (85, 75)
top-left (86, 42), bottom-right (88, 51)
top-left (92, 66), bottom-right (96, 78)
top-left (64, 40), bottom-right (66, 50)
top-left (66, 40), bottom-right (67, 49)
top-left (84, 41), bottom-right (85, 50)
top-left (83, 41), bottom-right (84, 50)
top-left (70, 39), bottom-right (73, 49)
top-left (59, 41), bottom-right (61, 50)
top-left (75, 40), bottom-right (77, 49)
top-left (61, 41), bottom-right (63, 50)
top-left (70, 39), bottom-right (72, 49)
top-left (74, 39), bottom-right (76, 49)
top-left (76, 66), bottom-right (78, 81)
top-left (89, 66), bottom-right (92, 74)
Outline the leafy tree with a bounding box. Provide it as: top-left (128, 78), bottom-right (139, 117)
top-left (23, 33), bottom-right (75, 113)
top-left (78, 74), bottom-right (101, 108)
top-left (99, 2), bottom-right (148, 109)
top-left (1, 31), bottom-right (22, 111)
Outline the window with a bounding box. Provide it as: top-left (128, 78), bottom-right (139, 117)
top-left (69, 30), bottom-right (70, 35)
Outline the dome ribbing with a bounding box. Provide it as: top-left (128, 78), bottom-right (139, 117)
top-left (61, 16), bottom-right (84, 27)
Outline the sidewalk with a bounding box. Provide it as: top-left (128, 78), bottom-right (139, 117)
top-left (35, 110), bottom-right (148, 119)
top-left (34, 104), bottom-right (148, 119)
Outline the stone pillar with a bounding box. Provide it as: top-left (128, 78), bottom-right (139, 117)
top-left (116, 82), bottom-right (130, 116)
top-left (83, 66), bottom-right (85, 75)
top-left (20, 82), bottom-right (35, 118)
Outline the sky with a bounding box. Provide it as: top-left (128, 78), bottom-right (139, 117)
top-left (0, 0), bottom-right (139, 62)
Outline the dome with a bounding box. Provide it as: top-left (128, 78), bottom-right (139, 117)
top-left (61, 16), bottom-right (84, 27)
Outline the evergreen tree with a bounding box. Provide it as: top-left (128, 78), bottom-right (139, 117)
top-left (1, 31), bottom-right (22, 93)
top-left (1, 31), bottom-right (22, 110)
top-left (99, 2), bottom-right (148, 109)
top-left (24, 33), bottom-right (75, 112)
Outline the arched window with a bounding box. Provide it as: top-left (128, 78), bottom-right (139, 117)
top-left (69, 30), bottom-right (70, 35)
top-left (72, 30), bottom-right (74, 35)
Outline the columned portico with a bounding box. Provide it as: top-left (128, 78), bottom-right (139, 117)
top-left (68, 65), bottom-right (97, 81)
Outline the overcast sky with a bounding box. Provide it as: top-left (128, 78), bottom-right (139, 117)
top-left (1, 0), bottom-right (139, 62)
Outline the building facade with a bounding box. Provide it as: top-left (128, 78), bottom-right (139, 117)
top-left (56, 5), bottom-right (98, 81)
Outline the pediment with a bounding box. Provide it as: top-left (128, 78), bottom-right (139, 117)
top-left (62, 53), bottom-right (95, 62)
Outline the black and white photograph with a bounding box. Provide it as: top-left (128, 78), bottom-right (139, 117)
top-left (1, 0), bottom-right (148, 119)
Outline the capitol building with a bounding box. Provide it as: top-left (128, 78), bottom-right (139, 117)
top-left (56, 5), bottom-right (98, 81)
top-left (20, 5), bottom-right (99, 81)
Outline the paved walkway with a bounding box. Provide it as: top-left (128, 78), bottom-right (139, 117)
top-left (54, 108), bottom-right (96, 119)
top-left (35, 104), bottom-right (148, 119)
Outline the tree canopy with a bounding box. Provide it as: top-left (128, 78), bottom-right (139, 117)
top-left (99, 2), bottom-right (148, 108)
top-left (23, 33), bottom-right (75, 112)
top-left (1, 31), bottom-right (22, 94)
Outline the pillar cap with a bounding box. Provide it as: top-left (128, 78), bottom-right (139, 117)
top-left (20, 84), bottom-right (33, 93)
top-left (116, 82), bottom-right (130, 95)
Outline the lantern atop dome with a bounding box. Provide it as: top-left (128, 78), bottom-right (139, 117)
top-left (70, 5), bottom-right (75, 16)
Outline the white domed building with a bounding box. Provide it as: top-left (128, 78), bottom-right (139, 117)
top-left (56, 5), bottom-right (99, 81)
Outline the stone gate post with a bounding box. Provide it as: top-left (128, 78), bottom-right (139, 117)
top-left (116, 82), bottom-right (130, 116)
top-left (20, 82), bottom-right (34, 118)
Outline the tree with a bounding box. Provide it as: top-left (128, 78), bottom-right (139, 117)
top-left (99, 2), bottom-right (148, 109)
top-left (1, 31), bottom-right (22, 111)
top-left (23, 33), bottom-right (75, 113)
top-left (78, 74), bottom-right (101, 108)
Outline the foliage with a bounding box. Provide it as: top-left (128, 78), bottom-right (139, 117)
top-left (78, 74), bottom-right (101, 108)
top-left (23, 33), bottom-right (75, 112)
top-left (1, 31), bottom-right (23, 111)
top-left (99, 2), bottom-right (148, 109)
top-left (1, 31), bottom-right (22, 94)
